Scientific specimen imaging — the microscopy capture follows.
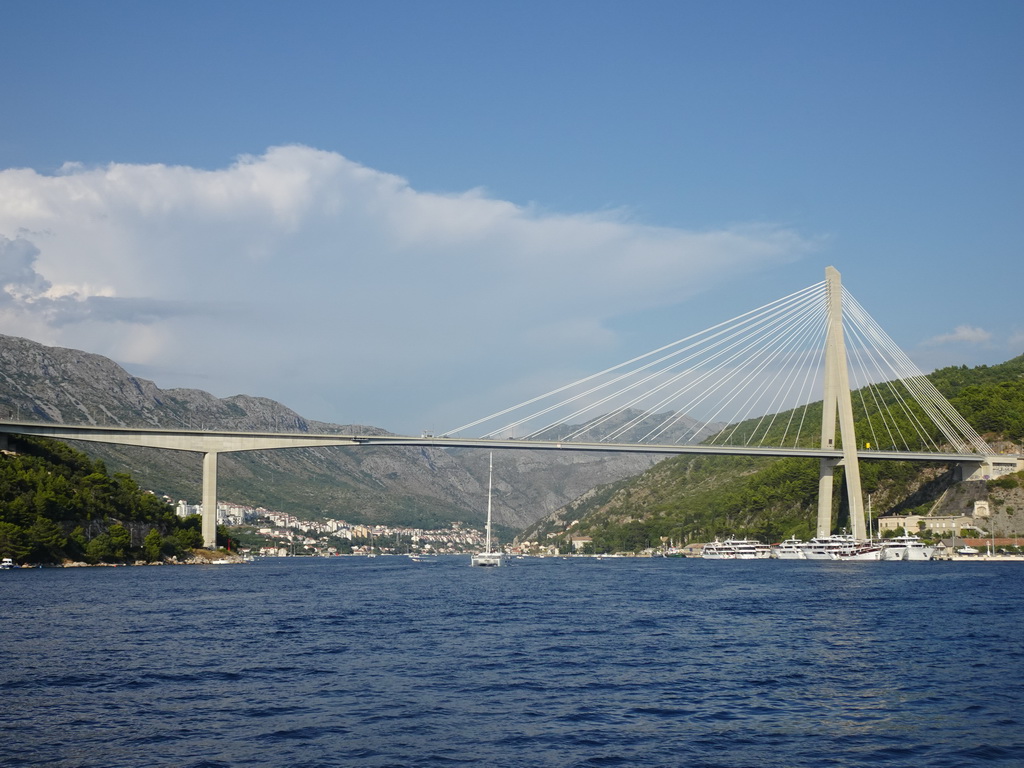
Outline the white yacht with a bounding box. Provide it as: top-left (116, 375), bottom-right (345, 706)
top-left (881, 534), bottom-right (935, 561)
top-left (798, 535), bottom-right (858, 560)
top-left (471, 453), bottom-right (505, 567)
top-left (773, 538), bottom-right (807, 559)
top-left (1, 557), bottom-right (13, 570)
top-left (828, 541), bottom-right (884, 561)
top-left (701, 538), bottom-right (772, 559)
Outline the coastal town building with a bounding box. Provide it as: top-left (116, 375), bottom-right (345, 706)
top-left (876, 513), bottom-right (976, 536)
top-left (174, 496), bottom-right (493, 556)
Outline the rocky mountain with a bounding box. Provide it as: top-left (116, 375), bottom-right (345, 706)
top-left (0, 334), bottom-right (666, 530)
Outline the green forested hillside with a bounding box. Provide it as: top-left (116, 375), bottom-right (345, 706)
top-left (523, 355), bottom-right (1024, 552)
top-left (931, 357), bottom-right (1024, 441)
top-left (0, 436), bottom-right (211, 564)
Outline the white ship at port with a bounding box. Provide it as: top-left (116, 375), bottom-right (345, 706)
top-left (701, 538), bottom-right (772, 559)
top-left (767, 533), bottom-right (935, 561)
top-left (773, 538), bottom-right (807, 559)
top-left (798, 535), bottom-right (859, 560)
top-left (828, 541), bottom-right (885, 561)
top-left (880, 534), bottom-right (935, 561)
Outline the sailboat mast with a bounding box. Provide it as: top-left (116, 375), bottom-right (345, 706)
top-left (485, 452), bottom-right (493, 554)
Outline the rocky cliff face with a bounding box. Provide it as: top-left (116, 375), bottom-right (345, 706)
top-left (0, 334), bottom-right (665, 529)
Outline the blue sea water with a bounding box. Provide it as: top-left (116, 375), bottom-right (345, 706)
top-left (2, 557), bottom-right (1023, 767)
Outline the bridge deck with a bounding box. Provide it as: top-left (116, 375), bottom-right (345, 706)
top-left (0, 420), bottom-right (992, 463)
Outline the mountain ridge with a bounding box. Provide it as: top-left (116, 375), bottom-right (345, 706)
top-left (0, 333), bottom-right (663, 530)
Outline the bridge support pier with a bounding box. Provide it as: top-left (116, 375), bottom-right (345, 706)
top-left (818, 267), bottom-right (866, 540)
top-left (817, 458), bottom-right (838, 538)
top-left (202, 451), bottom-right (218, 549)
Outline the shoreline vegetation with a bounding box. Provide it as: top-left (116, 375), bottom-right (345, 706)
top-left (62, 548), bottom-right (248, 567)
top-left (1, 436), bottom-right (238, 567)
top-left (2, 549), bottom-right (248, 568)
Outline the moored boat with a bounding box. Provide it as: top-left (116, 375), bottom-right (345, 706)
top-left (1, 557), bottom-right (14, 570)
top-left (881, 534), bottom-right (935, 561)
top-left (798, 535), bottom-right (857, 560)
top-left (701, 538), bottom-right (772, 559)
top-left (773, 538), bottom-right (807, 559)
top-left (828, 542), bottom-right (884, 561)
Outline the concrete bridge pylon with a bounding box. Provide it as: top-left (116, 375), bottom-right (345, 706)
top-left (817, 266), bottom-right (866, 539)
top-left (203, 451), bottom-right (218, 551)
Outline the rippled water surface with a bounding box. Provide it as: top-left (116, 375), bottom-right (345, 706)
top-left (3, 557), bottom-right (1023, 767)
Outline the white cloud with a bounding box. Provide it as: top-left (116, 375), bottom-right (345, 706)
top-left (924, 325), bottom-right (993, 346)
top-left (0, 145), bottom-right (815, 431)
top-left (0, 235), bottom-right (50, 301)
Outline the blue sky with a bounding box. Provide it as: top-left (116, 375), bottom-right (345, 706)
top-left (1, 0), bottom-right (1021, 433)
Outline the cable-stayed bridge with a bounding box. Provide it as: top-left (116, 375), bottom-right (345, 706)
top-left (0, 267), bottom-right (1013, 548)
top-left (440, 265), bottom-right (1002, 543)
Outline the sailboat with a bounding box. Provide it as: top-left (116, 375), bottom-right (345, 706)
top-left (367, 527), bottom-right (377, 558)
top-left (471, 453), bottom-right (504, 567)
